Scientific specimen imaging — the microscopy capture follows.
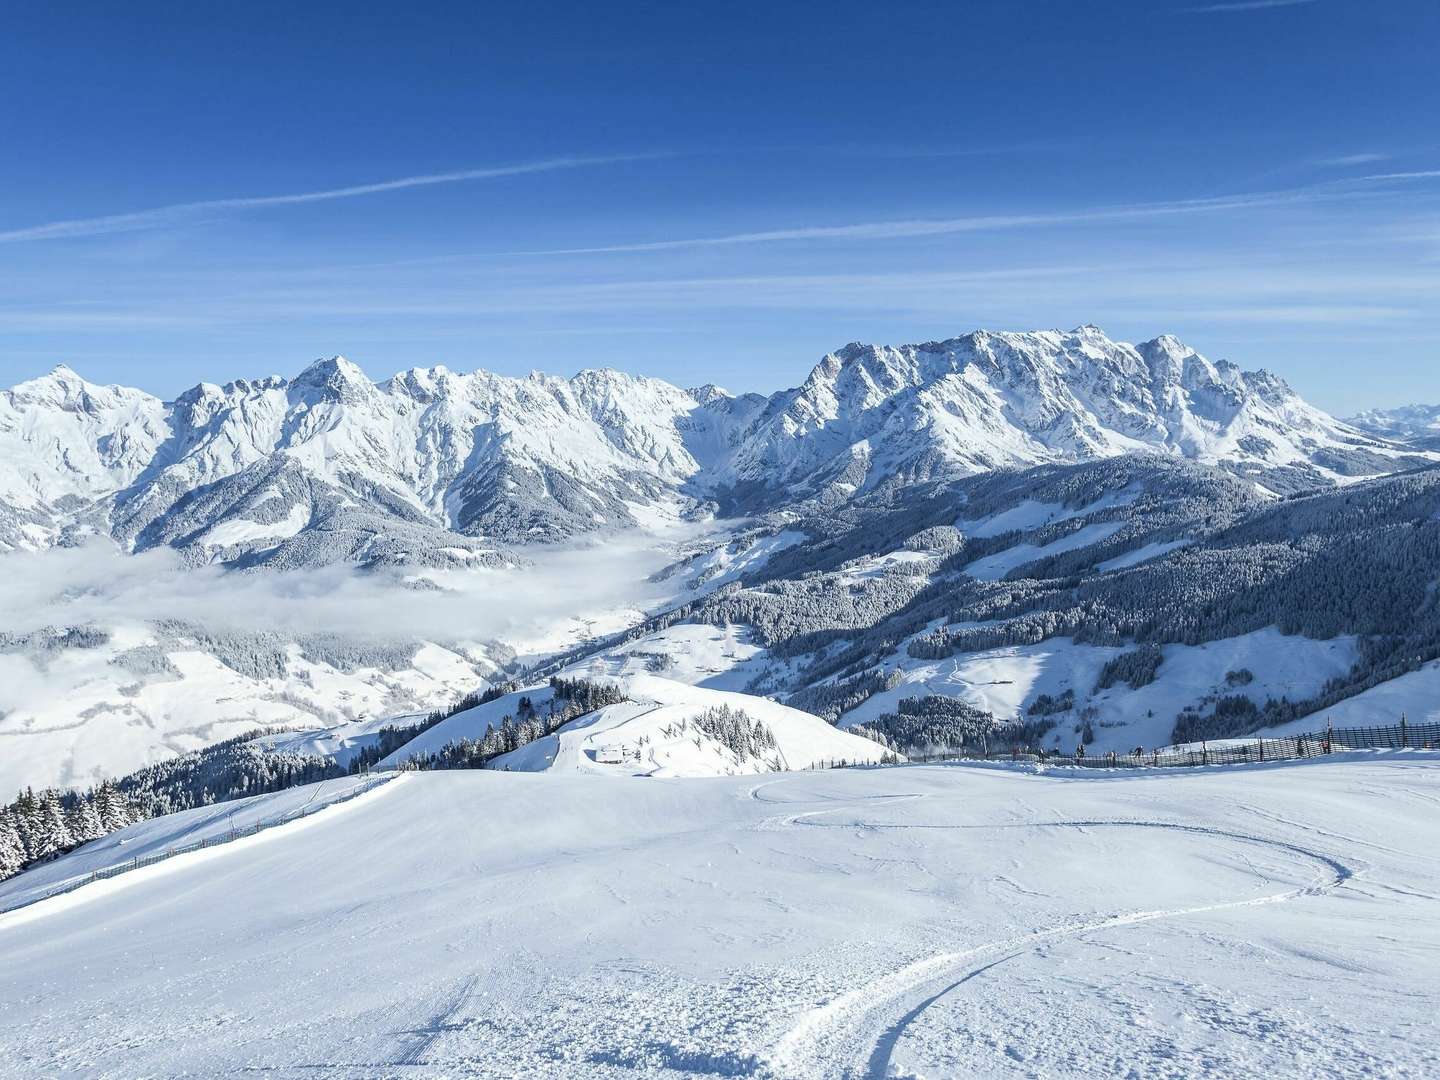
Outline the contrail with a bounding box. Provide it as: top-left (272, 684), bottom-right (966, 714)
top-left (0, 154), bottom-right (662, 244)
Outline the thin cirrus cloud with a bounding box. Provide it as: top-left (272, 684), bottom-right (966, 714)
top-left (1183, 0), bottom-right (1317, 12)
top-left (0, 155), bottom-right (660, 245)
top-left (1318, 153), bottom-right (1391, 167)
top-left (1362, 170), bottom-right (1440, 182)
top-left (487, 176), bottom-right (1433, 258)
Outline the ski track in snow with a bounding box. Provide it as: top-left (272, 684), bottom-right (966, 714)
top-left (389, 974), bottom-right (485, 1069)
top-left (759, 779), bottom-right (1357, 1080)
top-left (3, 762), bottom-right (1434, 1079)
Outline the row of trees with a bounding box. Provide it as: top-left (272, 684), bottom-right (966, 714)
top-left (785, 669), bottom-right (902, 723)
top-left (0, 782), bottom-right (138, 882)
top-left (856, 695), bottom-right (1055, 754)
top-left (0, 674), bottom-right (631, 886)
top-left (400, 677), bottom-right (628, 771)
top-left (1, 729), bottom-right (347, 884)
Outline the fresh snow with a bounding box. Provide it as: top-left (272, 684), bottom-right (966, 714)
top-left (249, 713), bottom-right (422, 769)
top-left (962, 521), bottom-right (1125, 580)
top-left (1096, 537), bottom-right (1193, 572)
top-left (957, 489), bottom-right (1139, 539)
top-left (843, 627), bottom-right (1358, 753)
top-left (199, 502), bottom-right (311, 548)
top-left (1255, 657), bottom-right (1440, 738)
top-left (494, 676), bottom-right (886, 776)
top-left (561, 622), bottom-right (771, 691)
top-left (2, 759), bottom-right (1437, 1077)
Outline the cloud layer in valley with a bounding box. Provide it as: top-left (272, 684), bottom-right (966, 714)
top-left (0, 535), bottom-right (686, 651)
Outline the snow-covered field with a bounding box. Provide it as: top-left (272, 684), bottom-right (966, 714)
top-left (2, 756), bottom-right (1436, 1078)
top-left (840, 627), bottom-right (1359, 753)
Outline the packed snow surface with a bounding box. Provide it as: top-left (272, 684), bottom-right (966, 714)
top-left (2, 757), bottom-right (1437, 1077)
top-left (0, 772), bottom-right (385, 912)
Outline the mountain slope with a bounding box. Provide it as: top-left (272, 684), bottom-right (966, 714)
top-left (558, 456), bottom-right (1440, 757)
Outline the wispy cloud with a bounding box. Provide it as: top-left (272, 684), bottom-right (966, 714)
top-left (1361, 169), bottom-right (1440, 182)
top-left (813, 138), bottom-right (1086, 160)
top-left (1318, 153), bottom-right (1390, 167)
top-left (487, 178), bottom-right (1428, 258)
top-left (1183, 0), bottom-right (1317, 12)
top-left (1175, 305), bottom-right (1419, 323)
top-left (0, 155), bottom-right (660, 245)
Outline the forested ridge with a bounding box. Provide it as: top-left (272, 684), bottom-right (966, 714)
top-left (688, 459), bottom-right (1440, 747)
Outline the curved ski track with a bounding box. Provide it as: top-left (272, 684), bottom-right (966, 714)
top-left (754, 780), bottom-right (1358, 1080)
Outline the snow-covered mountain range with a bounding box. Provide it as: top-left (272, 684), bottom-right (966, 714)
top-left (2, 326), bottom-right (1425, 565)
top-left (1347, 403), bottom-right (1440, 449)
top-left (5, 326), bottom-right (1438, 794)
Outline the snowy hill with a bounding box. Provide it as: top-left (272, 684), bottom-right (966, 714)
top-left (380, 675), bottom-right (888, 776)
top-left (2, 760), bottom-right (1437, 1077)
top-left (2, 327), bottom-right (1424, 563)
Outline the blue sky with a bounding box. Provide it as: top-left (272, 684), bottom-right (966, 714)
top-left (1, 0), bottom-right (1437, 412)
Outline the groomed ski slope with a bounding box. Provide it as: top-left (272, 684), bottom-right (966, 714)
top-left (3, 755), bottom-right (1438, 1078)
top-left (0, 771), bottom-right (389, 913)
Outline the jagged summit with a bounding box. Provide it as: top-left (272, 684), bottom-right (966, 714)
top-left (6, 363), bottom-right (140, 406)
top-left (0, 328), bottom-right (1427, 562)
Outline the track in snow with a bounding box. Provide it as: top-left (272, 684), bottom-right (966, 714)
top-left (760, 791), bottom-right (1357, 1080)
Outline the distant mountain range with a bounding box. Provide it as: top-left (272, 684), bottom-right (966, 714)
top-left (4, 326), bottom-right (1438, 795)
top-left (1346, 403), bottom-right (1440, 450)
top-left (3, 326), bottom-right (1430, 566)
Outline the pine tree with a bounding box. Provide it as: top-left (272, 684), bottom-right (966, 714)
top-left (11, 788), bottom-right (40, 861)
top-left (28, 790), bottom-right (74, 863)
top-left (95, 780), bottom-right (136, 833)
top-left (66, 795), bottom-right (105, 845)
top-left (0, 811), bottom-right (25, 880)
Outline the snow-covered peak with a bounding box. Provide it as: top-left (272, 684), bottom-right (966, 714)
top-left (686, 383), bottom-right (733, 406)
top-left (713, 326), bottom-right (1425, 503)
top-left (5, 364), bottom-right (155, 412)
top-left (289, 355), bottom-right (376, 405)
